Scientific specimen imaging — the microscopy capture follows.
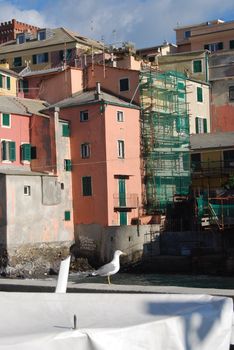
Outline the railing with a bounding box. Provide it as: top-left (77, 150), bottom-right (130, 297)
top-left (113, 194), bottom-right (138, 208)
top-left (191, 160), bottom-right (234, 175)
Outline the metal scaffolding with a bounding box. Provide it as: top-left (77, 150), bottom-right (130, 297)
top-left (140, 69), bottom-right (191, 213)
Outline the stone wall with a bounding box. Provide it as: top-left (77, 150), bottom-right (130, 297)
top-left (74, 224), bottom-right (161, 265)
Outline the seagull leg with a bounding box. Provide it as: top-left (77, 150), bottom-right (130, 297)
top-left (108, 275), bottom-right (111, 285)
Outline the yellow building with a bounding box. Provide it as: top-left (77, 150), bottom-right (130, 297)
top-left (0, 63), bottom-right (19, 96)
top-left (0, 27), bottom-right (103, 71)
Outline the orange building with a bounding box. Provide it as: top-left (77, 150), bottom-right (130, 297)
top-left (49, 85), bottom-right (142, 226)
top-left (175, 19), bottom-right (234, 53)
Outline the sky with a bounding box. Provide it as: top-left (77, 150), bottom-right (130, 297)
top-left (0, 0), bottom-right (233, 48)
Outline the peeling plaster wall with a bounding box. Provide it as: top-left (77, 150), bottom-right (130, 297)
top-left (5, 174), bottom-right (74, 246)
top-left (210, 52), bottom-right (234, 132)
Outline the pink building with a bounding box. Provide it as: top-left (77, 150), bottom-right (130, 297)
top-left (22, 66), bottom-right (83, 104)
top-left (50, 85), bottom-right (142, 226)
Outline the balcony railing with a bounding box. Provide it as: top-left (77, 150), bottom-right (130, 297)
top-left (113, 194), bottom-right (138, 209)
top-left (191, 160), bottom-right (234, 176)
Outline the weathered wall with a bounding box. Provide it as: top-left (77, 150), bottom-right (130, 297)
top-left (0, 175), bottom-right (7, 246)
top-left (209, 52), bottom-right (234, 132)
top-left (75, 223), bottom-right (160, 263)
top-left (5, 174), bottom-right (74, 245)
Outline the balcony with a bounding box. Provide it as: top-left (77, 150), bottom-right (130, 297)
top-left (113, 194), bottom-right (138, 209)
top-left (191, 160), bottom-right (234, 176)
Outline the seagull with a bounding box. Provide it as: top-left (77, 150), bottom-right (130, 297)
top-left (91, 250), bottom-right (126, 285)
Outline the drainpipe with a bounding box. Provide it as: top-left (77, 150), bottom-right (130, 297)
top-left (205, 51), bottom-right (209, 83)
top-left (51, 106), bottom-right (60, 176)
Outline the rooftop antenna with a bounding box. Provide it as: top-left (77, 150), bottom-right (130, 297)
top-left (101, 35), bottom-right (106, 78)
top-left (90, 19), bottom-right (94, 76)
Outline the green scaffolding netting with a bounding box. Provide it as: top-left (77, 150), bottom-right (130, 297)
top-left (140, 70), bottom-right (191, 213)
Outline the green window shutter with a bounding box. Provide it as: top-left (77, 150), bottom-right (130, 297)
top-left (82, 176), bottom-right (92, 196)
top-left (21, 143), bottom-right (31, 161)
top-left (177, 82), bottom-right (185, 90)
top-left (197, 87), bottom-right (203, 102)
top-left (32, 55), bottom-right (37, 64)
top-left (62, 124), bottom-right (70, 137)
top-left (195, 117), bottom-right (199, 134)
top-left (119, 179), bottom-right (126, 206)
top-left (203, 119), bottom-right (207, 133)
top-left (9, 141), bottom-right (16, 161)
top-left (6, 76), bottom-right (10, 90)
top-left (178, 91), bottom-right (185, 99)
top-left (193, 60), bottom-right (202, 73)
top-left (2, 113), bottom-right (10, 126)
top-left (64, 211), bottom-right (71, 221)
top-left (0, 74), bottom-right (2, 88)
top-left (64, 159), bottom-right (72, 171)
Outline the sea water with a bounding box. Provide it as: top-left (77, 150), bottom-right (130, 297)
top-left (69, 272), bottom-right (234, 290)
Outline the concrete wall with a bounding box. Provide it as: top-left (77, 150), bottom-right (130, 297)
top-left (75, 223), bottom-right (160, 263)
top-left (5, 174), bottom-right (74, 246)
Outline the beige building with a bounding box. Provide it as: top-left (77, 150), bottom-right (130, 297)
top-left (158, 50), bottom-right (209, 82)
top-left (187, 79), bottom-right (210, 134)
top-left (175, 19), bottom-right (234, 53)
top-left (0, 63), bottom-right (19, 96)
top-left (0, 27), bottom-right (103, 71)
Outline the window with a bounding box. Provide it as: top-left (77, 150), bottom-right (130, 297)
top-left (82, 176), bottom-right (92, 196)
top-left (59, 49), bottom-right (73, 62)
top-left (62, 123), bottom-right (70, 137)
top-left (80, 110), bottom-right (89, 122)
top-left (191, 153), bottom-right (201, 171)
top-left (0, 74), bottom-right (6, 89)
top-left (24, 185), bottom-right (31, 196)
top-left (37, 30), bottom-right (46, 41)
top-left (119, 78), bottom-right (129, 92)
top-left (64, 211), bottom-right (71, 221)
top-left (32, 53), bottom-right (49, 64)
top-left (1, 113), bottom-right (10, 127)
top-left (223, 150), bottom-right (234, 168)
top-left (193, 60), bottom-right (202, 73)
top-left (22, 79), bottom-right (29, 93)
top-left (118, 140), bottom-right (125, 159)
top-left (184, 30), bottom-right (191, 39)
top-left (229, 86), bottom-right (234, 101)
top-left (195, 117), bottom-right (207, 134)
top-left (197, 87), bottom-right (203, 102)
top-left (230, 40), bottom-right (234, 49)
top-left (117, 111), bottom-right (124, 122)
top-left (21, 143), bottom-right (31, 161)
top-left (16, 33), bottom-right (25, 44)
top-left (81, 143), bottom-right (90, 158)
top-left (13, 57), bottom-right (22, 67)
top-left (1, 140), bottom-right (16, 161)
top-left (64, 159), bottom-right (72, 171)
top-left (31, 146), bottom-right (37, 159)
top-left (6, 76), bottom-right (10, 90)
top-left (204, 42), bottom-right (223, 51)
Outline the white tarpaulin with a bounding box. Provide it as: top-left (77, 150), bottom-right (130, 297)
top-left (0, 292), bottom-right (232, 350)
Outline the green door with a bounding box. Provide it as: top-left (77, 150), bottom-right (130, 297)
top-left (119, 179), bottom-right (126, 206)
top-left (120, 211), bottom-right (127, 225)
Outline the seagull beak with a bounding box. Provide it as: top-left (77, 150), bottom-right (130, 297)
top-left (121, 252), bottom-right (127, 256)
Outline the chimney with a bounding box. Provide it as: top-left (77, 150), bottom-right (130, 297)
top-left (95, 82), bottom-right (101, 100)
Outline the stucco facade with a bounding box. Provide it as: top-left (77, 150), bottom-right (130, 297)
top-left (187, 79), bottom-right (210, 134)
top-left (23, 67), bottom-right (83, 104)
top-left (56, 93), bottom-right (141, 227)
top-left (209, 52), bottom-right (234, 132)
